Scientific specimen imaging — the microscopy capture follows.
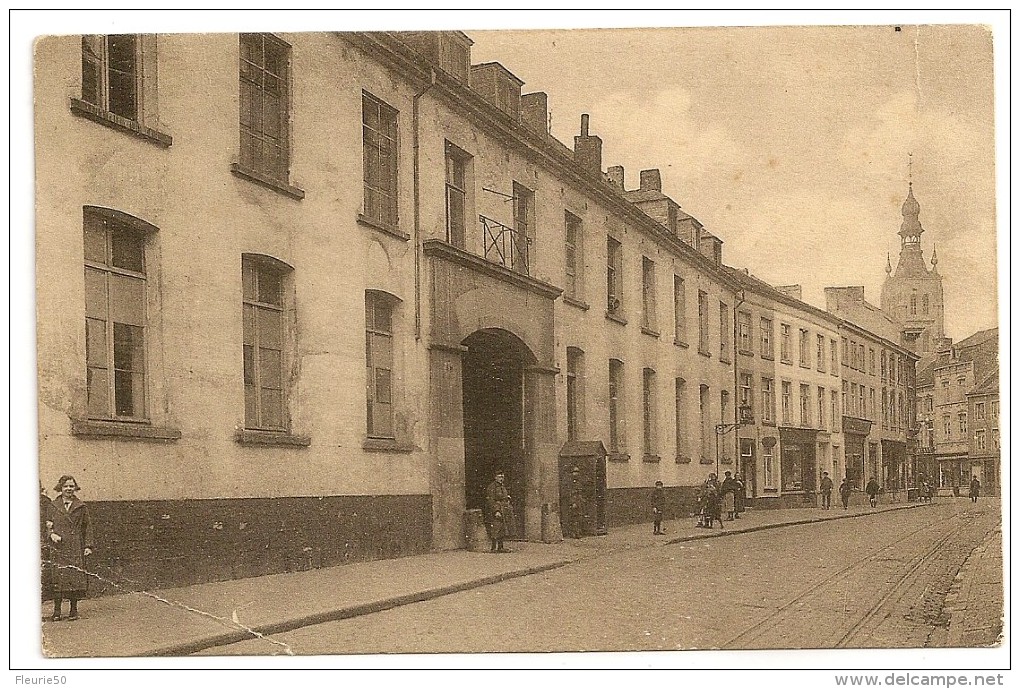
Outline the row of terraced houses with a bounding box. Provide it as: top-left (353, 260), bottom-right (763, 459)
top-left (37, 30), bottom-right (940, 592)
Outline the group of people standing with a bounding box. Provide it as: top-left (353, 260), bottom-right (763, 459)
top-left (690, 471), bottom-right (745, 530)
top-left (40, 475), bottom-right (93, 622)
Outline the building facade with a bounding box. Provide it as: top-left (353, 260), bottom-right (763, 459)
top-left (36, 30), bottom-right (928, 593)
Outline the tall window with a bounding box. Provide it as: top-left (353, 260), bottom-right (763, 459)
top-left (566, 347), bottom-right (584, 441)
top-left (366, 292), bottom-right (397, 439)
top-left (243, 257), bottom-right (288, 431)
top-left (698, 291), bottom-right (710, 353)
top-left (817, 335), bottom-right (825, 372)
top-left (868, 388), bottom-right (876, 421)
top-left (817, 387), bottom-right (826, 429)
top-left (869, 348), bottom-right (876, 376)
top-left (830, 390), bottom-right (839, 429)
top-left (738, 311), bottom-right (752, 353)
top-left (762, 378), bottom-right (775, 424)
top-left (800, 384), bottom-right (811, 426)
top-left (910, 291), bottom-right (917, 315)
top-left (780, 324), bottom-right (791, 363)
top-left (740, 373), bottom-right (753, 420)
top-left (675, 378), bottom-right (687, 459)
top-left (641, 257), bottom-right (657, 330)
top-left (240, 33), bottom-right (290, 181)
top-left (362, 92), bottom-right (398, 227)
top-left (922, 294), bottom-right (930, 315)
top-left (719, 302), bottom-right (730, 360)
top-left (781, 381), bottom-right (792, 424)
top-left (565, 212), bottom-right (583, 301)
top-left (609, 359), bottom-right (623, 452)
top-left (763, 444), bottom-right (775, 488)
top-left (445, 143), bottom-right (469, 247)
top-left (673, 275), bottom-right (687, 343)
top-left (943, 414), bottom-right (952, 439)
top-left (512, 182), bottom-right (533, 252)
top-left (643, 368), bottom-right (657, 456)
top-left (991, 400), bottom-right (999, 419)
top-left (84, 209), bottom-right (147, 420)
top-left (81, 35), bottom-right (139, 120)
top-left (842, 381), bottom-right (849, 416)
top-left (606, 237), bottom-right (623, 315)
top-left (699, 385), bottom-right (710, 462)
top-left (958, 412), bottom-right (968, 435)
top-left (760, 317), bottom-right (774, 359)
top-left (975, 430), bottom-right (986, 451)
top-left (975, 402), bottom-right (986, 420)
top-left (830, 339), bottom-right (838, 373)
top-left (842, 337), bottom-right (849, 366)
top-left (799, 329), bottom-right (810, 367)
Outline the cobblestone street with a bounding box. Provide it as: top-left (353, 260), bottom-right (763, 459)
top-left (202, 500), bottom-right (1001, 655)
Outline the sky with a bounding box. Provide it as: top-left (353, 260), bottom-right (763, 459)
top-left (470, 23), bottom-right (999, 341)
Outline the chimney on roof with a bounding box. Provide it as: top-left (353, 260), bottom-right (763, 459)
top-left (775, 285), bottom-right (803, 301)
top-left (573, 114), bottom-right (603, 176)
top-left (639, 169), bottom-right (662, 192)
top-left (521, 92), bottom-right (548, 135)
top-left (605, 165), bottom-right (625, 190)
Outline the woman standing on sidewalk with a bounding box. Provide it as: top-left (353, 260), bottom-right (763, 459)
top-left (47, 475), bottom-right (93, 621)
top-left (485, 472), bottom-right (513, 553)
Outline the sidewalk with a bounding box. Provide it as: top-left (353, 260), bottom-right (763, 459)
top-left (945, 526), bottom-right (1004, 647)
top-left (41, 500), bottom-right (925, 657)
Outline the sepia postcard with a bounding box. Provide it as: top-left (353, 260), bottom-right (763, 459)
top-left (14, 10), bottom-right (1007, 677)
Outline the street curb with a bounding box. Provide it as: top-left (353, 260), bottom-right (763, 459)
top-left (154, 502), bottom-right (926, 656)
top-left (150, 558), bottom-right (574, 657)
top-left (662, 502), bottom-right (926, 547)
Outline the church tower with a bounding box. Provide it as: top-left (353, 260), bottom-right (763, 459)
top-left (880, 175), bottom-right (945, 355)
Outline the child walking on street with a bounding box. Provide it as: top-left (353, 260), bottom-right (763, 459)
top-left (652, 481), bottom-right (665, 535)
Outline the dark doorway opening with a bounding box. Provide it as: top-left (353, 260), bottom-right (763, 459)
top-left (462, 330), bottom-right (527, 537)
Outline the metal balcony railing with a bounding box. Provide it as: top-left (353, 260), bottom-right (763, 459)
top-left (480, 215), bottom-right (530, 275)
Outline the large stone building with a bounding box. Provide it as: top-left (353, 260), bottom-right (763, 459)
top-left (35, 30), bottom-right (923, 592)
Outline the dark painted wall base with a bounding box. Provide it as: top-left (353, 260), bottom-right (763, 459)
top-left (606, 486), bottom-right (701, 526)
top-left (72, 494), bottom-right (432, 597)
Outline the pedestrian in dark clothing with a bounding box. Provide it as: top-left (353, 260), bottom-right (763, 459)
top-left (969, 476), bottom-right (981, 503)
top-left (865, 477), bottom-right (880, 508)
top-left (484, 472), bottom-right (513, 553)
top-left (839, 478), bottom-right (852, 510)
top-left (733, 474), bottom-right (745, 519)
top-left (720, 471), bottom-right (739, 520)
top-left (701, 474), bottom-right (724, 529)
top-left (652, 481), bottom-right (665, 534)
top-left (48, 476), bottom-right (93, 621)
top-left (40, 483), bottom-right (54, 604)
top-left (819, 472), bottom-right (834, 510)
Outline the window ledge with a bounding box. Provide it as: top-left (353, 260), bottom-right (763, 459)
top-left (762, 487), bottom-right (779, 494)
top-left (781, 359), bottom-right (792, 366)
top-left (357, 214), bottom-right (410, 241)
top-left (674, 338), bottom-right (689, 349)
top-left (640, 326), bottom-right (660, 338)
top-left (642, 454), bottom-right (661, 464)
top-left (739, 349), bottom-right (754, 357)
top-left (69, 98), bottom-right (173, 148)
top-left (608, 452), bottom-right (630, 463)
top-left (230, 163), bottom-right (305, 200)
top-left (720, 356), bottom-right (732, 365)
top-left (761, 354), bottom-right (775, 361)
top-left (698, 349), bottom-right (712, 359)
top-left (563, 295), bottom-right (590, 311)
top-left (363, 437), bottom-right (415, 453)
top-left (71, 419), bottom-right (181, 441)
top-left (720, 456), bottom-right (734, 465)
top-left (605, 311), bottom-right (628, 326)
top-left (675, 455), bottom-right (692, 464)
top-left (235, 429), bottom-right (311, 447)
top-left (799, 363), bottom-right (811, 369)
top-left (699, 456), bottom-right (715, 465)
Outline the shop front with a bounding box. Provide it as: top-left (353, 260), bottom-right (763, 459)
top-left (881, 439), bottom-right (908, 491)
top-left (779, 427), bottom-right (818, 504)
top-left (842, 416), bottom-right (872, 491)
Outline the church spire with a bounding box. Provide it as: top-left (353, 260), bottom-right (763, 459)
top-left (931, 243), bottom-right (939, 271)
top-left (886, 252), bottom-right (892, 275)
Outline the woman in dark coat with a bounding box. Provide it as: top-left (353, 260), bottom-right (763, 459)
top-left (865, 477), bottom-right (881, 508)
top-left (40, 483), bottom-right (54, 604)
top-left (47, 475), bottom-right (93, 621)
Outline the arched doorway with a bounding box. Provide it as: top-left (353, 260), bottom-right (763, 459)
top-left (462, 329), bottom-right (532, 538)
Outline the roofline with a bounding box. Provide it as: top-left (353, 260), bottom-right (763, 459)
top-left (344, 31), bottom-right (743, 292)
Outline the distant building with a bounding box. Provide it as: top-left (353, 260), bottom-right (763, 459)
top-left (880, 183), bottom-right (945, 356)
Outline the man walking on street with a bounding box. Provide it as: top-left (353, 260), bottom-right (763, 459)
top-left (865, 477), bottom-right (880, 508)
top-left (969, 475), bottom-right (981, 503)
top-left (819, 472), bottom-right (834, 510)
top-left (839, 477), bottom-right (852, 510)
